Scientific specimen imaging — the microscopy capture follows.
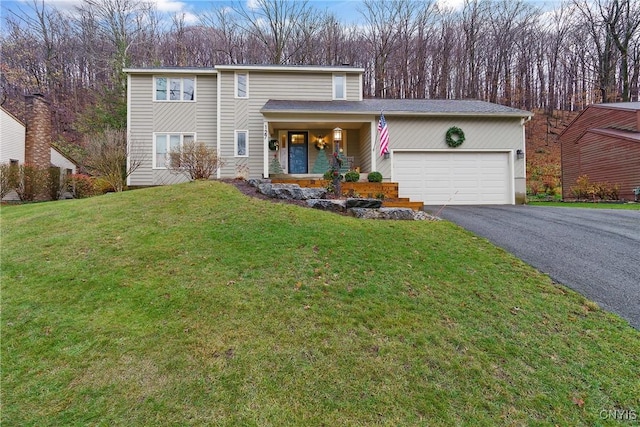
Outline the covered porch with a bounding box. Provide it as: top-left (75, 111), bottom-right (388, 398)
top-left (262, 120), bottom-right (377, 179)
top-left (260, 100), bottom-right (380, 179)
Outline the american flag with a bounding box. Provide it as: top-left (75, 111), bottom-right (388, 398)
top-left (378, 113), bottom-right (389, 156)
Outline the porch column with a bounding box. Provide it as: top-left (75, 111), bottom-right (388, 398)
top-left (371, 119), bottom-right (377, 173)
top-left (263, 120), bottom-right (269, 178)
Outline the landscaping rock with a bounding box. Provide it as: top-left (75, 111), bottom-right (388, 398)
top-left (258, 183), bottom-right (328, 200)
top-left (413, 211), bottom-right (441, 221)
top-left (348, 207), bottom-right (438, 220)
top-left (345, 198), bottom-right (383, 209)
top-left (301, 187), bottom-right (328, 199)
top-left (258, 183), bottom-right (303, 199)
top-left (378, 208), bottom-right (417, 220)
top-left (248, 178), bottom-right (270, 188)
top-left (307, 199), bottom-right (347, 212)
top-left (348, 208), bottom-right (381, 219)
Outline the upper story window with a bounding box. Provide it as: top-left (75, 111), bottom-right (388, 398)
top-left (333, 74), bottom-right (346, 100)
top-left (155, 77), bottom-right (195, 101)
top-left (236, 72), bottom-right (248, 98)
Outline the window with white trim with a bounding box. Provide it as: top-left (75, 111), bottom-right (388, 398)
top-left (333, 73), bottom-right (346, 100)
top-left (155, 77), bottom-right (195, 101)
top-left (236, 72), bottom-right (248, 98)
top-left (154, 133), bottom-right (195, 168)
top-left (235, 130), bottom-right (248, 157)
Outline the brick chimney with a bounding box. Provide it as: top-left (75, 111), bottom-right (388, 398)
top-left (24, 93), bottom-right (51, 169)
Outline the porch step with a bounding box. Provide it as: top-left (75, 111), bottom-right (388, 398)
top-left (382, 198), bottom-right (424, 211)
top-left (270, 179), bottom-right (400, 198)
top-left (269, 178), bottom-right (422, 210)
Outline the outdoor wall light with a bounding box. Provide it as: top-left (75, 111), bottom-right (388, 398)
top-left (516, 149), bottom-right (524, 160)
top-left (383, 152), bottom-right (390, 159)
top-left (333, 127), bottom-right (343, 142)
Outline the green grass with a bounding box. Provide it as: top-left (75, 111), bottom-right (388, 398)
top-left (528, 201), bottom-right (640, 209)
top-left (2, 181), bottom-right (638, 426)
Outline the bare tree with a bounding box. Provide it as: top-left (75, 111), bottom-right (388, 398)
top-left (84, 127), bottom-right (143, 192)
top-left (231, 0), bottom-right (320, 64)
top-left (359, 0), bottom-right (412, 97)
top-left (605, 0), bottom-right (640, 101)
top-left (462, 0), bottom-right (488, 99)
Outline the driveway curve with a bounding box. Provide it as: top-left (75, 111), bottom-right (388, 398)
top-left (427, 205), bottom-right (640, 329)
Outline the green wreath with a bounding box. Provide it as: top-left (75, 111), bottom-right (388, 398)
top-left (445, 126), bottom-right (465, 148)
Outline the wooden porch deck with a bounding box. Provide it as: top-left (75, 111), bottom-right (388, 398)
top-left (270, 178), bottom-right (424, 211)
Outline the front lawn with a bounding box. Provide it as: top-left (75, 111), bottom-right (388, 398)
top-left (2, 181), bottom-right (638, 425)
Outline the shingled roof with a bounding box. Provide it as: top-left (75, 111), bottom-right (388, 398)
top-left (261, 99), bottom-right (532, 117)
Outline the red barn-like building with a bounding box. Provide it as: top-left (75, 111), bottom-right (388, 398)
top-left (559, 102), bottom-right (640, 201)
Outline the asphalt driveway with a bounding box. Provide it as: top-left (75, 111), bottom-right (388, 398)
top-left (426, 205), bottom-right (640, 329)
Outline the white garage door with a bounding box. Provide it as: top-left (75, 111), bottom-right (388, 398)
top-left (393, 152), bottom-right (512, 205)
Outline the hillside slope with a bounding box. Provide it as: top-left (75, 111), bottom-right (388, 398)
top-left (525, 110), bottom-right (579, 197)
top-left (1, 181), bottom-right (637, 425)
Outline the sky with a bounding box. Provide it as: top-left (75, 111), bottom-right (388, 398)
top-left (1, 0), bottom-right (562, 28)
top-left (1, 0), bottom-right (374, 26)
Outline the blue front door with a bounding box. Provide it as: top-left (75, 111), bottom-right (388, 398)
top-left (288, 132), bottom-right (308, 174)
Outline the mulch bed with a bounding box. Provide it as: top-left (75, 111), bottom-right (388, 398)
top-left (221, 178), bottom-right (311, 209)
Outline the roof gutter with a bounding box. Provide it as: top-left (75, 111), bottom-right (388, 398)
top-left (215, 64), bottom-right (365, 73)
top-left (261, 108), bottom-right (533, 118)
top-left (122, 68), bottom-right (218, 75)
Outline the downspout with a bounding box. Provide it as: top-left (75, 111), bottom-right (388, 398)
top-left (126, 73), bottom-right (132, 186)
top-left (520, 115), bottom-right (532, 204)
top-left (216, 72), bottom-right (221, 179)
top-left (521, 115), bottom-right (531, 159)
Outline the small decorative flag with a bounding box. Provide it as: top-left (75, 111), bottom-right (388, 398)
top-left (378, 112), bottom-right (389, 156)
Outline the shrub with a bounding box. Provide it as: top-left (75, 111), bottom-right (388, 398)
top-left (168, 141), bottom-right (224, 180)
top-left (68, 174), bottom-right (99, 198)
top-left (528, 181), bottom-right (541, 196)
top-left (570, 175), bottom-right (620, 201)
top-left (84, 127), bottom-right (141, 192)
top-left (47, 167), bottom-right (63, 200)
top-left (344, 170), bottom-right (360, 182)
top-left (0, 163), bottom-right (19, 199)
top-left (367, 171), bottom-right (383, 182)
top-left (607, 184), bottom-right (620, 201)
top-left (571, 174), bottom-right (591, 199)
top-left (93, 177), bottom-right (116, 194)
top-left (15, 164), bottom-right (48, 201)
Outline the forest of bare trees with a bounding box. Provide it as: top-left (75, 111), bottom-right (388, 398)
top-left (1, 0), bottom-right (639, 148)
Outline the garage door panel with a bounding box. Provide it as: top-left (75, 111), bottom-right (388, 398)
top-left (394, 152), bottom-right (512, 205)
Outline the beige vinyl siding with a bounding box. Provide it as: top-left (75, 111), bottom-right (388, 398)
top-left (128, 75), bottom-right (154, 186)
top-left (219, 70), bottom-right (362, 178)
top-left (0, 108), bottom-right (26, 164)
top-left (346, 73), bottom-right (361, 100)
top-left (129, 73), bottom-right (218, 186)
top-left (195, 74), bottom-right (218, 153)
top-left (358, 124), bottom-right (372, 173)
top-left (378, 116), bottom-right (525, 180)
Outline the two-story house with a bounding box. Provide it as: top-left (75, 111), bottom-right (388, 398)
top-left (125, 65), bottom-right (532, 205)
